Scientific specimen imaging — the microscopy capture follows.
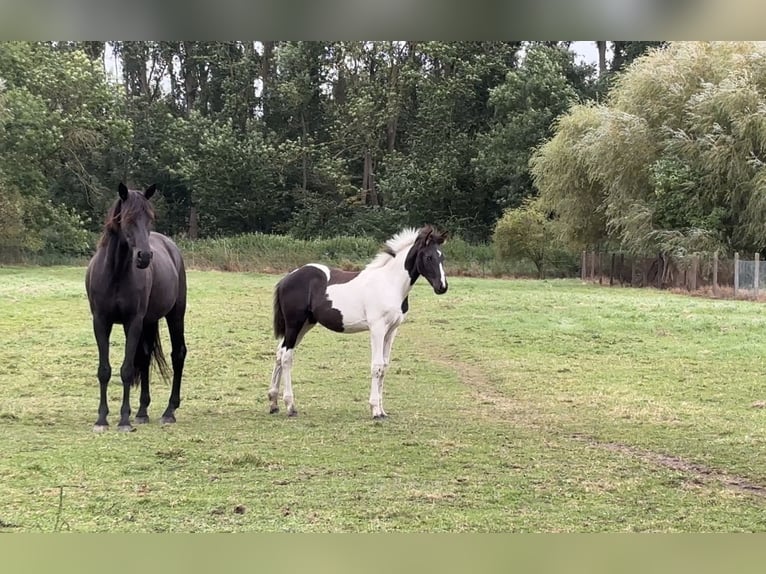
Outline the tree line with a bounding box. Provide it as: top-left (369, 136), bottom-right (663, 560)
top-left (0, 40), bottom-right (660, 258)
top-left (532, 42), bottom-right (766, 266)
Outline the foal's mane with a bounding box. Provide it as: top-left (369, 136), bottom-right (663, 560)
top-left (98, 190), bottom-right (155, 248)
top-left (365, 225), bottom-right (444, 270)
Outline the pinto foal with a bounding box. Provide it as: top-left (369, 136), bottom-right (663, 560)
top-left (269, 225), bottom-right (448, 419)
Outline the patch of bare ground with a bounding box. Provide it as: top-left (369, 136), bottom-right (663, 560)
top-left (570, 434), bottom-right (766, 498)
top-left (428, 355), bottom-right (537, 424)
top-left (429, 351), bottom-right (766, 500)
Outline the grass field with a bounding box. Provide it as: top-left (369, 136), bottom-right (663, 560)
top-left (2, 265), bottom-right (766, 532)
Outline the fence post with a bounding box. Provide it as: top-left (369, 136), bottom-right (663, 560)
top-left (734, 252), bottom-right (739, 297)
top-left (657, 252), bottom-right (663, 289)
top-left (598, 252), bottom-right (603, 285)
top-left (609, 253), bottom-right (615, 286)
top-left (755, 252), bottom-right (760, 298)
top-left (619, 253), bottom-right (625, 286)
top-left (690, 256), bottom-right (698, 292)
top-left (712, 251), bottom-right (719, 297)
top-left (581, 251), bottom-right (586, 281)
top-left (590, 251), bottom-right (596, 280)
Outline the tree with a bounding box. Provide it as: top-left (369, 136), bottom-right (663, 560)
top-left (174, 113), bottom-right (291, 236)
top-left (0, 85), bottom-right (24, 250)
top-left (474, 43), bottom-right (590, 212)
top-left (492, 198), bottom-right (563, 279)
top-left (0, 42), bottom-right (131, 253)
top-left (379, 41), bottom-right (522, 241)
top-left (532, 42), bottom-right (766, 259)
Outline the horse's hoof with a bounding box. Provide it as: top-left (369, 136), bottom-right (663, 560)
top-left (160, 416), bottom-right (176, 425)
top-left (372, 414), bottom-right (387, 421)
top-left (269, 406), bottom-right (280, 414)
top-left (92, 424), bottom-right (109, 433)
top-left (135, 416), bottom-right (150, 424)
top-left (117, 424), bottom-right (136, 433)
top-left (287, 410), bottom-right (298, 417)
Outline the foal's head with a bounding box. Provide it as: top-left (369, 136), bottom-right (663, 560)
top-left (102, 183), bottom-right (157, 269)
top-left (406, 225), bottom-right (449, 294)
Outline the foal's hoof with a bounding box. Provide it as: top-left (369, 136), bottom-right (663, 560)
top-left (117, 424), bottom-right (136, 433)
top-left (134, 416), bottom-right (150, 424)
top-left (287, 409), bottom-right (298, 418)
top-left (269, 406), bottom-right (280, 414)
top-left (92, 424), bottom-right (109, 433)
top-left (372, 414), bottom-right (388, 421)
top-left (160, 415), bottom-right (176, 425)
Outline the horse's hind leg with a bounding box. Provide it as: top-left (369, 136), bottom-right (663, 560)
top-left (162, 305), bottom-right (187, 424)
top-left (117, 318), bottom-right (143, 432)
top-left (270, 321), bottom-right (312, 416)
top-left (134, 322), bottom-right (156, 424)
top-left (268, 339), bottom-right (284, 413)
top-left (93, 316), bottom-right (113, 432)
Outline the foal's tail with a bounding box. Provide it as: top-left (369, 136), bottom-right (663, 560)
top-left (134, 323), bottom-right (170, 386)
top-left (273, 283), bottom-right (286, 339)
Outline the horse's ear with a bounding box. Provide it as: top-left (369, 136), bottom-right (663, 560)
top-left (144, 184), bottom-right (157, 199)
top-left (118, 183), bottom-right (128, 200)
top-left (435, 230), bottom-right (447, 245)
top-left (421, 225), bottom-right (435, 246)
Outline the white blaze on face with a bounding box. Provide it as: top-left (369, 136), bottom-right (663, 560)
top-left (437, 249), bottom-right (446, 289)
top-left (306, 263), bottom-right (331, 281)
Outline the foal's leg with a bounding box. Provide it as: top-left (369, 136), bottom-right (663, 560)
top-left (268, 338), bottom-right (285, 414)
top-left (117, 318), bottom-right (143, 432)
top-left (270, 322), bottom-right (312, 416)
top-left (93, 316), bottom-right (113, 432)
top-left (368, 322), bottom-right (388, 419)
top-left (377, 325), bottom-right (400, 418)
top-left (162, 305), bottom-right (187, 424)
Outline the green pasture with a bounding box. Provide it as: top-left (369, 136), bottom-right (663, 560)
top-left (1, 266), bottom-right (766, 532)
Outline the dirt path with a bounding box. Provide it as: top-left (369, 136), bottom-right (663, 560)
top-left (428, 351), bottom-right (766, 500)
top-left (571, 434), bottom-right (766, 497)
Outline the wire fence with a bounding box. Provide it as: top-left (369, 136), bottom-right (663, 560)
top-left (580, 251), bottom-right (766, 299)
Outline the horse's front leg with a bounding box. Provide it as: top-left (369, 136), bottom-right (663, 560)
top-left (118, 318), bottom-right (143, 432)
top-left (93, 316), bottom-right (113, 432)
top-left (369, 323), bottom-right (388, 419)
top-left (378, 325), bottom-right (400, 418)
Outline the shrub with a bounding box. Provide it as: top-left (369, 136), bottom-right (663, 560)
top-left (493, 199), bottom-right (575, 278)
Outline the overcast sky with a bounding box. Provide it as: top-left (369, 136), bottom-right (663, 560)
top-left (571, 41), bottom-right (601, 66)
top-left (104, 41), bottom-right (605, 87)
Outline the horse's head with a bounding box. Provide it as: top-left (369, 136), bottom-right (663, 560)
top-left (112, 183), bottom-right (157, 269)
top-left (406, 225), bottom-right (449, 294)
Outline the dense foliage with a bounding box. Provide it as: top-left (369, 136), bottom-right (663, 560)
top-left (533, 42), bottom-right (766, 261)
top-left (0, 40), bottom-right (663, 260)
top-left (492, 198), bottom-right (571, 278)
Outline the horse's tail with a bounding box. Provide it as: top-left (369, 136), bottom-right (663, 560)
top-left (135, 323), bottom-right (170, 386)
top-left (273, 282), bottom-right (285, 339)
top-left (151, 326), bottom-right (171, 382)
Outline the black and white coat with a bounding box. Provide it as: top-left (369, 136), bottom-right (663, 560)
top-left (269, 225), bottom-right (448, 419)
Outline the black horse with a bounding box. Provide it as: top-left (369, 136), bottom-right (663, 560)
top-left (85, 183), bottom-right (187, 432)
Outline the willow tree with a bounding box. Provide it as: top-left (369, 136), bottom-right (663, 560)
top-left (532, 41), bottom-right (766, 259)
top-left (530, 104), bottom-right (609, 250)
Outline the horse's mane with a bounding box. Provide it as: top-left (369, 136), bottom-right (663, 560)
top-left (98, 191), bottom-right (155, 248)
top-left (365, 225), bottom-right (445, 270)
